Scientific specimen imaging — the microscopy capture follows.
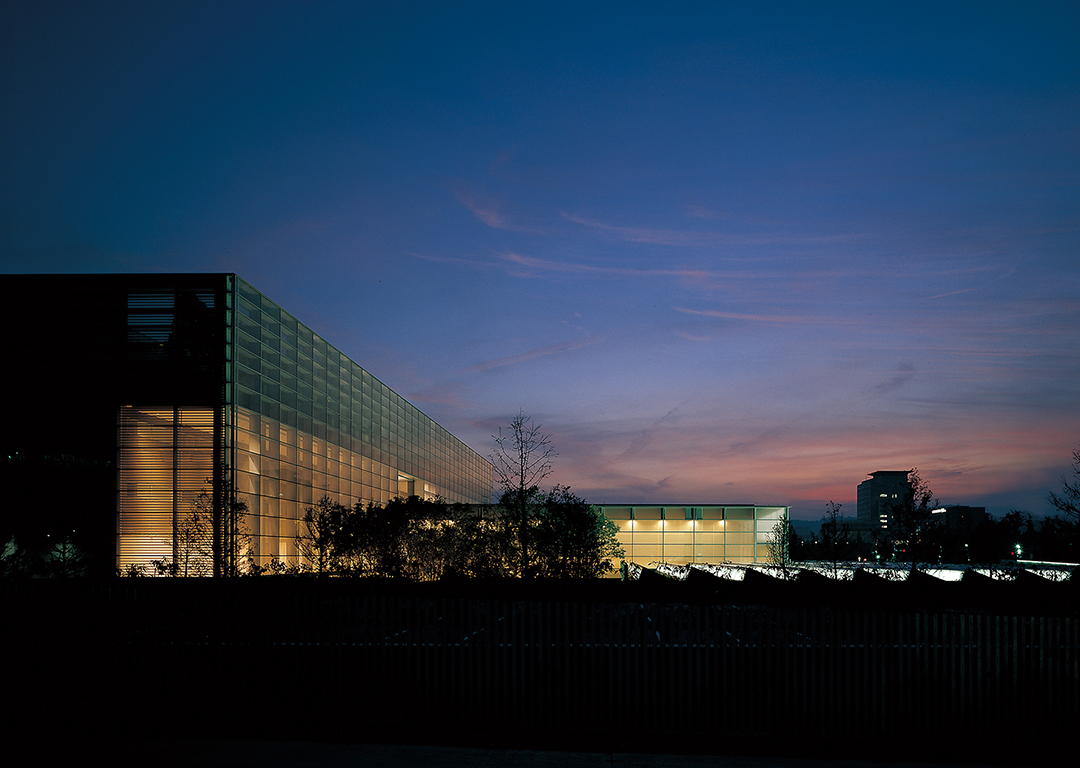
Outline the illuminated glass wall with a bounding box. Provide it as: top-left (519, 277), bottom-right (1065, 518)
top-left (598, 505), bottom-right (788, 566)
top-left (111, 274), bottom-right (493, 571)
top-left (117, 407), bottom-right (217, 570)
top-left (227, 277), bottom-right (492, 564)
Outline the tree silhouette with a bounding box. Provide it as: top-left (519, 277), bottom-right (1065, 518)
top-left (295, 496), bottom-right (349, 575)
top-left (811, 501), bottom-right (859, 577)
top-left (882, 469), bottom-right (940, 569)
top-left (1048, 444), bottom-right (1080, 522)
top-left (766, 515), bottom-right (798, 578)
top-left (531, 486), bottom-right (624, 578)
top-left (491, 411), bottom-right (556, 576)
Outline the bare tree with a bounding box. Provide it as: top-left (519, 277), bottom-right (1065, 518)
top-left (1048, 444), bottom-right (1080, 522)
top-left (491, 411), bottom-right (557, 576)
top-left (491, 411), bottom-right (557, 501)
top-left (766, 515), bottom-right (797, 579)
top-left (174, 499), bottom-right (213, 576)
top-left (175, 479), bottom-right (250, 576)
top-left (812, 501), bottom-right (859, 578)
top-left (42, 534), bottom-right (88, 578)
top-left (884, 468), bottom-right (940, 570)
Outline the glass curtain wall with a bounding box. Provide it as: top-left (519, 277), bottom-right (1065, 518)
top-left (228, 277), bottom-right (492, 564)
top-left (602, 505), bottom-right (787, 566)
top-left (114, 274), bottom-right (492, 571)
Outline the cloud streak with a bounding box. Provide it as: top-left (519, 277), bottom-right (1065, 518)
top-left (563, 212), bottom-right (868, 247)
top-left (455, 336), bottom-right (605, 375)
top-left (673, 306), bottom-right (855, 326)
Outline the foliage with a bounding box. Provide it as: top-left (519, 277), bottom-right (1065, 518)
top-left (288, 494), bottom-right (520, 579)
top-left (173, 500), bottom-right (213, 576)
top-left (0, 532), bottom-right (90, 579)
top-left (443, 507), bottom-right (517, 578)
top-left (1030, 515), bottom-right (1078, 562)
top-left (766, 515), bottom-right (797, 578)
top-left (39, 534), bottom-right (89, 577)
top-left (880, 468), bottom-right (941, 567)
top-left (128, 477), bottom-right (252, 577)
top-left (295, 496), bottom-right (349, 575)
top-left (0, 537), bottom-right (35, 579)
top-left (213, 478), bottom-right (251, 577)
top-left (530, 485), bottom-right (624, 578)
top-left (118, 562), bottom-right (147, 577)
top-left (960, 510), bottom-right (1076, 564)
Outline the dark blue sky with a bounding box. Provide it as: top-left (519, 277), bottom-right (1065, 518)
top-left (3, 1), bottom-right (1078, 519)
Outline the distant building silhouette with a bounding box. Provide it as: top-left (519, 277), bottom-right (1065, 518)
top-left (856, 470), bottom-right (911, 531)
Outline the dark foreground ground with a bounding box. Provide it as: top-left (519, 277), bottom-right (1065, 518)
top-left (8, 576), bottom-right (1074, 767)
top-left (94, 740), bottom-right (1046, 768)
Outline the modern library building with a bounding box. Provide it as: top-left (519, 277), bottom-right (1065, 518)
top-left (2, 274), bottom-right (492, 572)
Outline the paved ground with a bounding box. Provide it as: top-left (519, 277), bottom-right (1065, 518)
top-left (103, 740), bottom-right (1044, 768)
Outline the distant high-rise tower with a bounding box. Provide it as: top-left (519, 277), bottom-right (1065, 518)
top-left (857, 470), bottom-right (912, 530)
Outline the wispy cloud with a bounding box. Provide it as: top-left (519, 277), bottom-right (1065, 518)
top-left (563, 212), bottom-right (867, 247)
top-left (618, 407), bottom-right (684, 462)
top-left (409, 251), bottom-right (506, 271)
top-left (675, 329), bottom-right (714, 342)
top-left (674, 306), bottom-right (854, 326)
top-left (873, 363), bottom-right (918, 394)
top-left (500, 251), bottom-right (717, 281)
top-left (456, 335), bottom-right (605, 374)
top-left (920, 287), bottom-right (977, 300)
top-left (451, 180), bottom-right (549, 234)
top-left (453, 183), bottom-right (506, 229)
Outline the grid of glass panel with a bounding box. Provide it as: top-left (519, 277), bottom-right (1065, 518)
top-left (601, 505), bottom-right (788, 566)
top-left (227, 277), bottom-right (493, 562)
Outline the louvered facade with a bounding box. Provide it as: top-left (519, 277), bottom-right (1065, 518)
top-left (2, 274), bottom-right (493, 574)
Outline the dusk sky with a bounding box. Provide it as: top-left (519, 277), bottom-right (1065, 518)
top-left (3, 2), bottom-right (1078, 520)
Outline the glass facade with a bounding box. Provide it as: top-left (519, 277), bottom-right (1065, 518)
top-left (598, 505), bottom-right (788, 566)
top-left (101, 274), bottom-right (492, 571)
top-left (226, 277), bottom-right (492, 564)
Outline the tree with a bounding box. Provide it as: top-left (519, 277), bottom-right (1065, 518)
top-left (491, 411), bottom-right (557, 575)
top-left (531, 486), bottom-right (624, 578)
top-left (1048, 444), bottom-right (1080, 523)
top-left (883, 468), bottom-right (941, 569)
top-left (173, 500), bottom-right (213, 576)
top-left (174, 479), bottom-right (251, 576)
top-left (999, 509), bottom-right (1036, 561)
top-left (443, 506), bottom-right (516, 578)
top-left (295, 496), bottom-right (349, 575)
top-left (766, 515), bottom-right (798, 579)
top-left (214, 478), bottom-right (251, 577)
top-left (0, 537), bottom-right (34, 579)
top-left (1033, 515), bottom-right (1078, 563)
top-left (42, 534), bottom-right (89, 578)
top-left (811, 501), bottom-right (860, 577)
